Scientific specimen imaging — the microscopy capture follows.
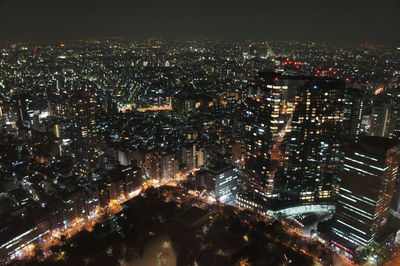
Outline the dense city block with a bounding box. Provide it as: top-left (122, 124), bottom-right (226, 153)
top-left (0, 39), bottom-right (400, 265)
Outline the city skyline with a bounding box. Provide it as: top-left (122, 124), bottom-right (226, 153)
top-left (0, 0), bottom-right (399, 42)
top-left (1, 1), bottom-right (400, 264)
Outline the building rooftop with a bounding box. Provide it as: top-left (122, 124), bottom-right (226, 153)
top-left (357, 136), bottom-right (400, 157)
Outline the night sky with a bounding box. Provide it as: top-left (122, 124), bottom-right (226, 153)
top-left (0, 0), bottom-right (399, 42)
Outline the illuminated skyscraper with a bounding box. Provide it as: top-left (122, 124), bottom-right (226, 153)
top-left (101, 89), bottom-right (118, 114)
top-left (13, 91), bottom-right (30, 128)
top-left (267, 83), bottom-right (290, 138)
top-left (243, 72), bottom-right (295, 197)
top-left (343, 88), bottom-right (364, 139)
top-left (66, 91), bottom-right (99, 169)
top-left (243, 76), bottom-right (272, 190)
top-left (331, 137), bottom-right (400, 251)
top-left (277, 79), bottom-right (345, 202)
top-left (369, 95), bottom-right (396, 138)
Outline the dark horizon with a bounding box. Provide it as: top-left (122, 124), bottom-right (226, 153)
top-left (0, 0), bottom-right (399, 43)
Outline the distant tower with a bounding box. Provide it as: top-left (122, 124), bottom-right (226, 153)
top-left (266, 46), bottom-right (275, 58)
top-left (103, 92), bottom-right (117, 114)
top-left (13, 91), bottom-right (30, 128)
top-left (248, 43), bottom-right (258, 56)
top-left (331, 137), bottom-right (400, 251)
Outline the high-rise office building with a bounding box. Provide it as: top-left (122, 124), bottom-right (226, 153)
top-left (243, 93), bottom-right (272, 189)
top-left (243, 72), bottom-right (297, 197)
top-left (369, 95), bottom-right (396, 138)
top-left (331, 136), bottom-right (400, 251)
top-left (13, 91), bottom-right (30, 128)
top-left (198, 163), bottom-right (241, 205)
top-left (277, 79), bottom-right (345, 202)
top-left (66, 91), bottom-right (99, 169)
top-left (343, 88), bottom-right (364, 139)
top-left (265, 84), bottom-right (290, 139)
top-left (278, 72), bottom-right (308, 102)
top-left (101, 89), bottom-right (118, 114)
top-left (215, 165), bottom-right (240, 205)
